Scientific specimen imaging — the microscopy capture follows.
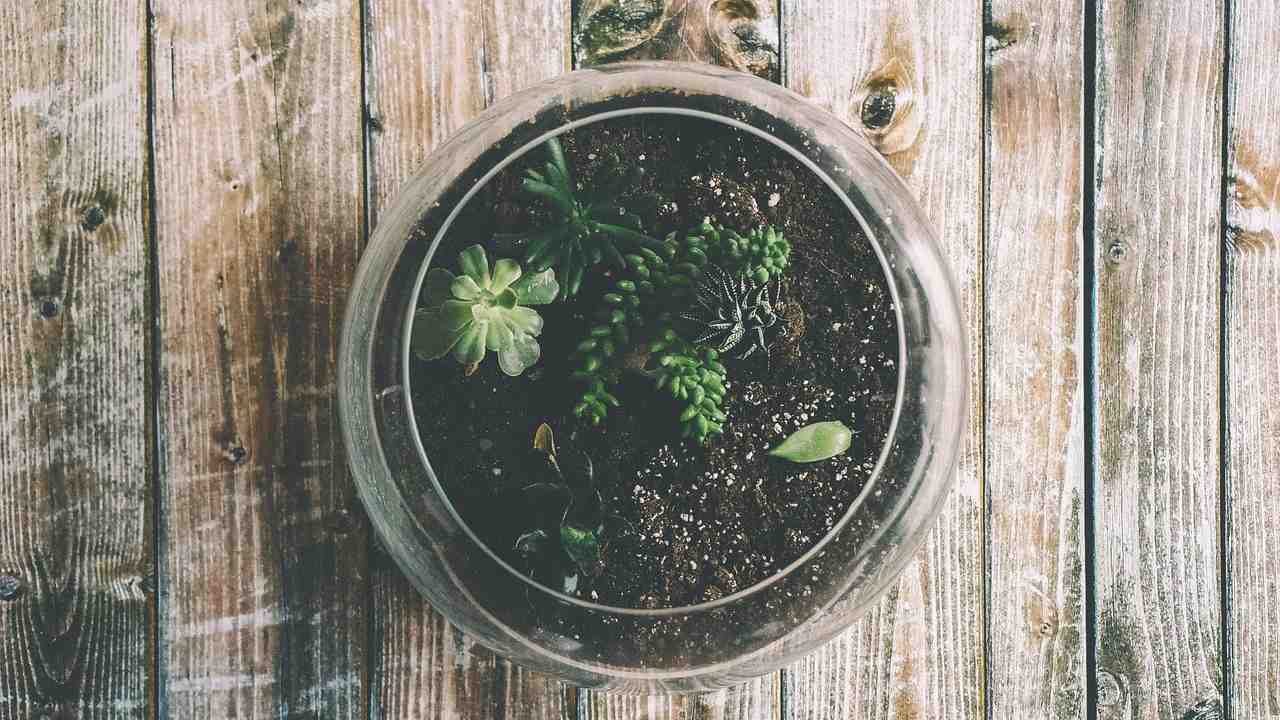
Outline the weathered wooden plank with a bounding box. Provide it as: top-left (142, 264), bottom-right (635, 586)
top-left (150, 1), bottom-right (366, 716)
top-left (1225, 1), bottom-right (1280, 717)
top-left (362, 1), bottom-right (573, 717)
top-left (983, 0), bottom-right (1088, 717)
top-left (573, 0), bottom-right (779, 81)
top-left (579, 678), bottom-right (779, 720)
top-left (1093, 0), bottom-right (1225, 717)
top-left (0, 1), bottom-right (151, 718)
top-left (781, 2), bottom-right (985, 718)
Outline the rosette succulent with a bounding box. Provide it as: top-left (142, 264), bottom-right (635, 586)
top-left (412, 244), bottom-right (559, 376)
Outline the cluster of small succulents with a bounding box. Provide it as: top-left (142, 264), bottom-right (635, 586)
top-left (414, 138), bottom-right (795, 445)
top-left (565, 216), bottom-right (789, 441)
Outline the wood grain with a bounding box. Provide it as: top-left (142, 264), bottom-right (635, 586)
top-left (1224, 0), bottom-right (1280, 716)
top-left (362, 0), bottom-right (573, 717)
top-left (0, 1), bottom-right (151, 717)
top-left (983, 0), bottom-right (1088, 717)
top-left (573, 0), bottom-right (779, 81)
top-left (1093, 0), bottom-right (1225, 717)
top-left (578, 678), bottom-right (779, 720)
top-left (781, 1), bottom-right (985, 717)
top-left (150, 1), bottom-right (366, 716)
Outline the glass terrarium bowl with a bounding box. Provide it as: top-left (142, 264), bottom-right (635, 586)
top-left (338, 61), bottom-right (967, 692)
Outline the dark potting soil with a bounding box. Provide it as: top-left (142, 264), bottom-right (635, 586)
top-left (409, 114), bottom-right (899, 610)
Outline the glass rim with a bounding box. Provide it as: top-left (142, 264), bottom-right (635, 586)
top-left (400, 104), bottom-right (909, 617)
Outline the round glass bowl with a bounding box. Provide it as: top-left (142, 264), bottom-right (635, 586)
top-left (338, 61), bottom-right (967, 692)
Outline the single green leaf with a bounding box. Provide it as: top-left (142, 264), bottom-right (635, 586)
top-left (560, 525), bottom-right (600, 568)
top-left (411, 309), bottom-right (467, 361)
top-left (439, 300), bottom-right (475, 332)
top-left (490, 258), bottom-right (522, 293)
top-left (506, 306), bottom-right (543, 336)
top-left (458, 244), bottom-right (490, 286)
top-left (546, 137), bottom-right (569, 179)
top-left (768, 421), bottom-right (853, 463)
top-left (522, 178), bottom-right (572, 215)
top-left (452, 323), bottom-right (487, 368)
top-left (424, 268), bottom-right (455, 308)
top-left (451, 274), bottom-right (482, 301)
top-left (486, 318), bottom-right (515, 351)
top-left (497, 332), bottom-right (540, 376)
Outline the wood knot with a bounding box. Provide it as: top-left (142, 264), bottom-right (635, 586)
top-left (1096, 671), bottom-right (1124, 707)
top-left (0, 574), bottom-right (23, 601)
top-left (1106, 241), bottom-right (1128, 264)
top-left (852, 56), bottom-right (921, 156)
top-left (225, 444), bottom-right (248, 465)
top-left (328, 507), bottom-right (359, 535)
top-left (37, 298), bottom-right (60, 318)
top-left (81, 205), bottom-right (106, 232)
top-left (1226, 147), bottom-right (1280, 254)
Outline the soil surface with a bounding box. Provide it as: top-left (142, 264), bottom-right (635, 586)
top-left (409, 114), bottom-right (899, 609)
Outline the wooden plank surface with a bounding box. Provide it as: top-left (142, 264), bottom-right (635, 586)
top-left (983, 0), bottom-right (1088, 717)
top-left (1093, 0), bottom-right (1226, 718)
top-left (362, 1), bottom-right (573, 718)
top-left (150, 1), bottom-right (367, 717)
top-left (781, 1), bottom-right (985, 717)
top-left (1225, 0), bottom-right (1280, 716)
top-left (0, 2), bottom-right (152, 718)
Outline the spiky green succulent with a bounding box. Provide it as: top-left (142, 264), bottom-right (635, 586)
top-left (412, 244), bottom-right (558, 376)
top-left (520, 137), bottom-right (661, 297)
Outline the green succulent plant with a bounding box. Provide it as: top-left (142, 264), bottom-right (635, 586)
top-left (520, 137), bottom-right (662, 297)
top-left (769, 421), bottom-right (853, 463)
top-left (514, 424), bottom-right (615, 593)
top-left (690, 219), bottom-right (791, 284)
top-left (412, 244), bottom-right (559, 376)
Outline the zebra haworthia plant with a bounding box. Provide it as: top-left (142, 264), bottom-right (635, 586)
top-left (412, 244), bottom-right (559, 376)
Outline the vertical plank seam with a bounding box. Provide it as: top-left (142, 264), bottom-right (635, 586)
top-left (358, 0), bottom-right (375, 719)
top-left (979, 0), bottom-right (994, 718)
top-left (1217, 0), bottom-right (1234, 716)
top-left (144, 1), bottom-right (165, 718)
top-left (1082, 0), bottom-right (1101, 718)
